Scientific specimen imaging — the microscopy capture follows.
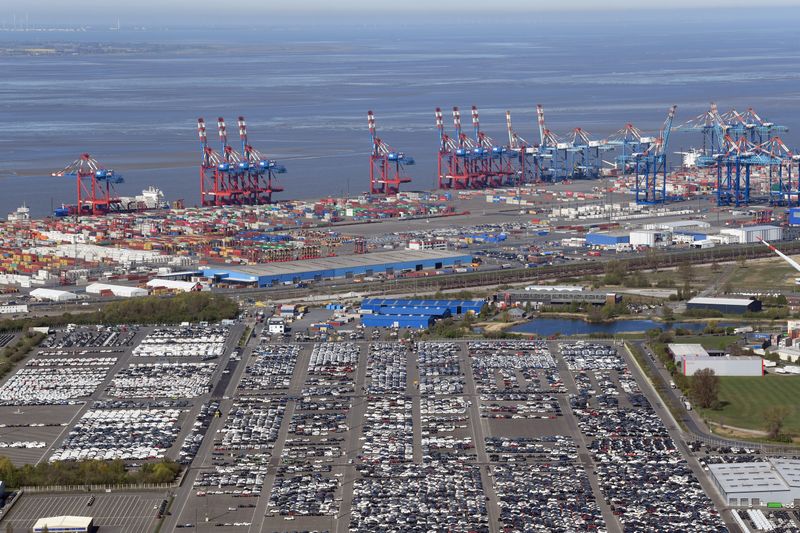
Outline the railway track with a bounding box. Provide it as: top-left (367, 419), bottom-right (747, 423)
top-left (233, 240), bottom-right (800, 301)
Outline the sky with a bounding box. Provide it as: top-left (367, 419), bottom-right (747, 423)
top-left (6, 0), bottom-right (800, 25)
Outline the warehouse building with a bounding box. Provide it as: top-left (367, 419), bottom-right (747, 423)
top-left (721, 225), bottom-right (783, 244)
top-left (362, 313), bottom-right (437, 329)
top-left (585, 233), bottom-right (629, 247)
top-left (146, 279), bottom-right (204, 293)
top-left (629, 230), bottom-right (671, 248)
top-left (686, 296), bottom-right (762, 314)
top-left (359, 297), bottom-right (483, 329)
top-left (497, 286), bottom-right (620, 307)
top-left (361, 298), bottom-right (484, 315)
top-left (86, 282), bottom-right (148, 298)
top-left (667, 343), bottom-right (709, 363)
top-left (202, 250), bottom-right (472, 288)
top-left (681, 355), bottom-right (763, 377)
top-left (643, 220), bottom-right (711, 231)
top-left (668, 343), bottom-right (763, 376)
top-left (709, 459), bottom-right (800, 507)
top-left (29, 288), bottom-right (77, 302)
top-left (33, 516), bottom-right (93, 532)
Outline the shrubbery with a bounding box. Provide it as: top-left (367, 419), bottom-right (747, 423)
top-left (0, 292), bottom-right (238, 333)
top-left (0, 457), bottom-right (181, 488)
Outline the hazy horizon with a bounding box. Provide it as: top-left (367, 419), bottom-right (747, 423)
top-left (4, 2), bottom-right (800, 27)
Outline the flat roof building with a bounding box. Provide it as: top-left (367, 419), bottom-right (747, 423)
top-left (497, 289), bottom-right (619, 307)
top-left (146, 279), bottom-right (203, 293)
top-left (687, 297), bottom-right (762, 314)
top-left (667, 343), bottom-right (709, 363)
top-left (709, 459), bottom-right (800, 507)
top-left (203, 250), bottom-right (471, 288)
top-left (86, 282), bottom-right (148, 298)
top-left (681, 355), bottom-right (763, 377)
top-left (33, 515), bottom-right (93, 533)
top-left (29, 288), bottom-right (77, 302)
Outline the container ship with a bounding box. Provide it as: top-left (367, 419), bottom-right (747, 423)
top-left (54, 186), bottom-right (176, 217)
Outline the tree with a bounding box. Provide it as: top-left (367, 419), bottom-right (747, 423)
top-left (661, 304), bottom-right (675, 321)
top-left (691, 368), bottom-right (720, 409)
top-left (764, 406), bottom-right (792, 440)
top-left (678, 263), bottom-right (696, 286)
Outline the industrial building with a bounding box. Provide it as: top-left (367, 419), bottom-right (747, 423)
top-left (681, 355), bottom-right (763, 377)
top-left (585, 233), bottom-right (629, 247)
top-left (643, 220), bottom-right (711, 231)
top-left (709, 459), bottom-right (800, 507)
top-left (202, 250), bottom-right (472, 288)
top-left (29, 288), bottom-right (77, 302)
top-left (667, 343), bottom-right (709, 363)
top-left (146, 279), bottom-right (203, 293)
top-left (721, 225), bottom-right (783, 244)
top-left (267, 317), bottom-right (285, 334)
top-left (33, 516), bottom-right (93, 533)
top-left (360, 298), bottom-right (484, 315)
top-left (668, 343), bottom-right (763, 376)
top-left (686, 296), bottom-right (762, 314)
top-left (496, 286), bottom-right (620, 307)
top-left (629, 230), bottom-right (671, 248)
top-left (360, 298), bottom-right (483, 329)
top-left (86, 282), bottom-right (148, 298)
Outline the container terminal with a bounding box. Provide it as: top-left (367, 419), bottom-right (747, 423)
top-left (6, 104), bottom-right (800, 533)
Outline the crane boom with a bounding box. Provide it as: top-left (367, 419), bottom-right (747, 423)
top-left (757, 237), bottom-right (800, 273)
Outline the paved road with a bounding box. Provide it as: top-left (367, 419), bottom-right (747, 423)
top-left (622, 342), bottom-right (740, 532)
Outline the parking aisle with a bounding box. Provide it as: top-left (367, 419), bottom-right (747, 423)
top-left (250, 343), bottom-right (312, 533)
top-left (334, 341), bottom-right (369, 533)
top-left (460, 343), bottom-right (501, 528)
top-left (551, 343), bottom-right (623, 533)
top-left (621, 342), bottom-right (739, 531)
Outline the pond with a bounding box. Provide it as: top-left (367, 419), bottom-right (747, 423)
top-left (508, 318), bottom-right (737, 336)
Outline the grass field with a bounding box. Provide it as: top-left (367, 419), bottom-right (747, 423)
top-left (699, 376), bottom-right (800, 434)
top-left (726, 259), bottom-right (800, 290)
top-left (672, 335), bottom-right (740, 350)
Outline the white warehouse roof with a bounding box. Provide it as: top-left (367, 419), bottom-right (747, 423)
top-left (667, 343), bottom-right (709, 358)
top-left (525, 285), bottom-right (584, 293)
top-left (86, 283), bottom-right (148, 298)
top-left (146, 279), bottom-right (200, 292)
top-left (29, 288), bottom-right (77, 302)
top-left (687, 297), bottom-right (756, 307)
top-left (34, 515), bottom-right (93, 531)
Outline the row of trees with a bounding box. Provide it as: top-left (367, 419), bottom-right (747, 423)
top-left (0, 331), bottom-right (45, 380)
top-left (0, 292), bottom-right (239, 333)
top-left (0, 457), bottom-right (181, 489)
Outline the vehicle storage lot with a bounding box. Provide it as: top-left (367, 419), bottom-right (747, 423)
top-left (1, 491), bottom-right (164, 533)
top-left (0, 329), bottom-right (734, 532)
top-left (173, 339), bottom-right (732, 533)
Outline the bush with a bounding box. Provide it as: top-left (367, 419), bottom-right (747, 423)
top-left (0, 457), bottom-right (181, 488)
top-left (0, 292), bottom-right (238, 333)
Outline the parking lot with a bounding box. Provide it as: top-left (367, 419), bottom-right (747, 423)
top-left (0, 328), bottom-right (738, 532)
top-left (0, 491), bottom-right (165, 533)
top-left (167, 339), bottom-right (735, 532)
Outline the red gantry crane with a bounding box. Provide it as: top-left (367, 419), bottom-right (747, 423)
top-left (199, 115), bottom-right (285, 207)
top-left (368, 110), bottom-right (414, 195)
top-left (51, 153), bottom-right (124, 216)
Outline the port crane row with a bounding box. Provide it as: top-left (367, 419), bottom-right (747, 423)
top-left (46, 103), bottom-right (798, 218)
top-left (370, 102), bottom-right (800, 207)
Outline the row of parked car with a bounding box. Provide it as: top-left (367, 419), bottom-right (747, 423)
top-left (133, 325), bottom-right (229, 359)
top-left (0, 356), bottom-right (116, 405)
top-left (106, 362), bottom-right (216, 399)
top-left (50, 407), bottom-right (181, 462)
top-left (488, 436), bottom-right (606, 532)
top-left (562, 343), bottom-right (726, 532)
